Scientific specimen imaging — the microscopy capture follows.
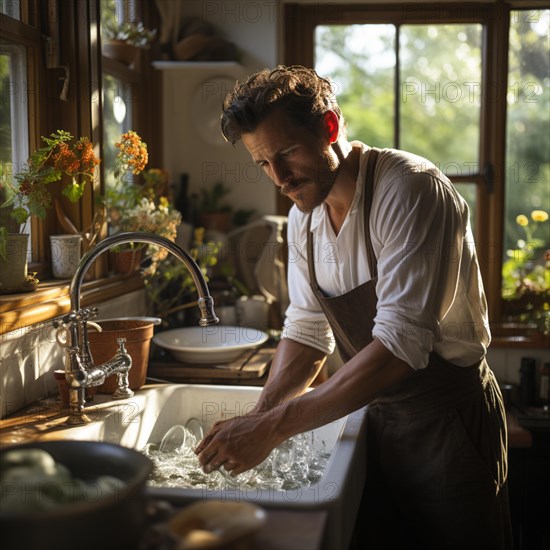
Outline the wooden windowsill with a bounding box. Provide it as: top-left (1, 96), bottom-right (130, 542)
top-left (490, 322), bottom-right (550, 349)
top-left (0, 275), bottom-right (144, 336)
top-left (490, 336), bottom-right (550, 349)
top-left (1, 281), bottom-right (547, 350)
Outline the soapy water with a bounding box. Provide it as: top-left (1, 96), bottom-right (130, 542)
top-left (142, 418), bottom-right (331, 491)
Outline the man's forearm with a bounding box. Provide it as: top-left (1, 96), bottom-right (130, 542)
top-left (254, 338), bottom-right (327, 412)
top-left (272, 338), bottom-right (414, 442)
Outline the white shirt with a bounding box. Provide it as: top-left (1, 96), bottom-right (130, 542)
top-left (283, 144), bottom-right (491, 369)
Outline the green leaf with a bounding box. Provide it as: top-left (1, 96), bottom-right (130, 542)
top-left (11, 207), bottom-right (29, 224)
top-left (63, 180), bottom-right (85, 202)
top-left (36, 166), bottom-right (62, 184)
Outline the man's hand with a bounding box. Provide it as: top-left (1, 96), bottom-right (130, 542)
top-left (194, 410), bottom-right (282, 476)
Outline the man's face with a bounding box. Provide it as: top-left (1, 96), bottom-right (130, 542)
top-left (241, 109), bottom-right (339, 213)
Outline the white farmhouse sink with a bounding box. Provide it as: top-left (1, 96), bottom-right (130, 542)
top-left (40, 384), bottom-right (367, 550)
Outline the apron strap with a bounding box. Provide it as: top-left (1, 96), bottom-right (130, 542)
top-left (307, 147), bottom-right (381, 291)
top-left (364, 148), bottom-right (380, 281)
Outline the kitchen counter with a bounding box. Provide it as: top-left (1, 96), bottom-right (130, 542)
top-left (1, 394), bottom-right (540, 550)
top-left (2, 393), bottom-right (534, 448)
top-left (0, 396), bottom-right (329, 550)
top-left (506, 409), bottom-right (533, 448)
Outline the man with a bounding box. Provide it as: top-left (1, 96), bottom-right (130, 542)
top-left (196, 65), bottom-right (512, 549)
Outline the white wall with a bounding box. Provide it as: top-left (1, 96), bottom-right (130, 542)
top-left (160, 0), bottom-right (280, 219)
top-left (0, 290), bottom-right (147, 419)
top-left (162, 0), bottom-right (497, 216)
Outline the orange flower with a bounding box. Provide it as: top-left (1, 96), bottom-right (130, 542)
top-left (76, 138), bottom-right (100, 176)
top-left (5, 130), bottom-right (101, 227)
top-left (115, 131), bottom-right (148, 175)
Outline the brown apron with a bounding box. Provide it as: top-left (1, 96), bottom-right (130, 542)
top-left (306, 148), bottom-right (512, 549)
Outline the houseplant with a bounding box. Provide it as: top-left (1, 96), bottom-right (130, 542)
top-left (104, 131), bottom-right (181, 274)
top-left (102, 20), bottom-right (157, 65)
top-left (0, 130), bottom-right (99, 292)
top-left (193, 181), bottom-right (233, 232)
top-left (502, 209), bottom-right (549, 339)
top-left (143, 227), bottom-right (221, 326)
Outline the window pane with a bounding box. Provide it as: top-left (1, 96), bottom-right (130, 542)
top-left (454, 183), bottom-right (477, 237)
top-left (315, 25), bottom-right (396, 148)
top-left (0, 43), bottom-right (29, 249)
top-left (0, 0), bottom-right (20, 19)
top-left (102, 74), bottom-right (133, 190)
top-left (503, 9), bottom-right (550, 300)
top-left (101, 0), bottom-right (138, 39)
top-left (400, 24), bottom-right (482, 167)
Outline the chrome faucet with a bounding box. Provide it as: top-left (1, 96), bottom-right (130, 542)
top-left (55, 232), bottom-right (219, 425)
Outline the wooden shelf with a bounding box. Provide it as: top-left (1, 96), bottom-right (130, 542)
top-left (0, 274), bottom-right (144, 336)
top-left (152, 61), bottom-right (242, 71)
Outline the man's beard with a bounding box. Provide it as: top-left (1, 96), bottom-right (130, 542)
top-left (281, 150), bottom-right (340, 214)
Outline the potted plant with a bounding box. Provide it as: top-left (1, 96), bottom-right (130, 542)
top-left (143, 226), bottom-right (223, 326)
top-left (0, 130), bottom-right (99, 293)
top-left (104, 131), bottom-right (181, 274)
top-left (502, 209), bottom-right (550, 341)
top-left (193, 181), bottom-right (234, 233)
top-left (102, 20), bottom-right (157, 65)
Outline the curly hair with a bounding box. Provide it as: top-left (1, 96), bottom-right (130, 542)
top-left (221, 65), bottom-right (344, 145)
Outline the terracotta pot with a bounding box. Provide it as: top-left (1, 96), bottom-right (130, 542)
top-left (53, 370), bottom-right (97, 403)
top-left (110, 246), bottom-right (145, 274)
top-left (88, 319), bottom-right (155, 393)
top-left (102, 40), bottom-right (138, 65)
top-left (196, 212), bottom-right (232, 232)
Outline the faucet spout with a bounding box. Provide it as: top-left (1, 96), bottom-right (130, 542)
top-left (60, 232), bottom-right (219, 424)
top-left (70, 232), bottom-right (219, 326)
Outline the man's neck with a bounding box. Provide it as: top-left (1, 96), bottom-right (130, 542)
top-left (325, 141), bottom-right (361, 235)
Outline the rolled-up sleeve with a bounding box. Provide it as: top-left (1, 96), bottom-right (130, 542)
top-left (282, 207), bottom-right (335, 355)
top-left (371, 171), bottom-right (465, 369)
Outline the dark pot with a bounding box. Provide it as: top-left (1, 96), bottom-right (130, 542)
top-left (102, 40), bottom-right (138, 65)
top-left (0, 440), bottom-right (153, 550)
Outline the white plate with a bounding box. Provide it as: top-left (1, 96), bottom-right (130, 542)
top-left (152, 325), bottom-right (269, 364)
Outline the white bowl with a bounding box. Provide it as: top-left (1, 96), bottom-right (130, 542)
top-left (152, 325), bottom-right (269, 364)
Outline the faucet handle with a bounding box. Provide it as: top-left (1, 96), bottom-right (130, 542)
top-left (116, 337), bottom-right (128, 354)
top-left (86, 321), bottom-right (103, 333)
top-left (55, 325), bottom-right (70, 347)
top-left (79, 307), bottom-right (99, 321)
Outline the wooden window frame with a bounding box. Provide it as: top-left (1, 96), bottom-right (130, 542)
top-left (0, 0), bottom-right (162, 336)
top-left (283, 2), bottom-right (547, 345)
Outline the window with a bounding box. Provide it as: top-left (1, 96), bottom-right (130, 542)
top-left (102, 74), bottom-right (133, 189)
top-left (0, 0), bottom-right (160, 335)
top-left (101, 0), bottom-right (137, 188)
top-left (503, 10), bottom-right (549, 305)
top-left (315, 22), bottom-right (482, 235)
top-left (0, 42), bottom-right (29, 243)
top-left (286, 2), bottom-right (550, 328)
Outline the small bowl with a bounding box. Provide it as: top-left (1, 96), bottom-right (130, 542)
top-left (153, 325), bottom-right (269, 364)
top-left (0, 440), bottom-right (153, 550)
top-left (168, 500), bottom-right (266, 549)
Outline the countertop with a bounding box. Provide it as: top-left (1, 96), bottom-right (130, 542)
top-left (1, 393), bottom-right (535, 449)
top-left (0, 397), bottom-right (328, 550)
top-left (506, 409), bottom-right (533, 448)
top-left (0, 393), bottom-right (537, 550)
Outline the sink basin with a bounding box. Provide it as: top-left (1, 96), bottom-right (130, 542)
top-left (35, 384), bottom-right (367, 550)
top-left (152, 326), bottom-right (269, 363)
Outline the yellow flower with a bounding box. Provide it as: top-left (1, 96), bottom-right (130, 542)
top-left (531, 210), bottom-right (549, 223)
top-left (516, 214), bottom-right (529, 227)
